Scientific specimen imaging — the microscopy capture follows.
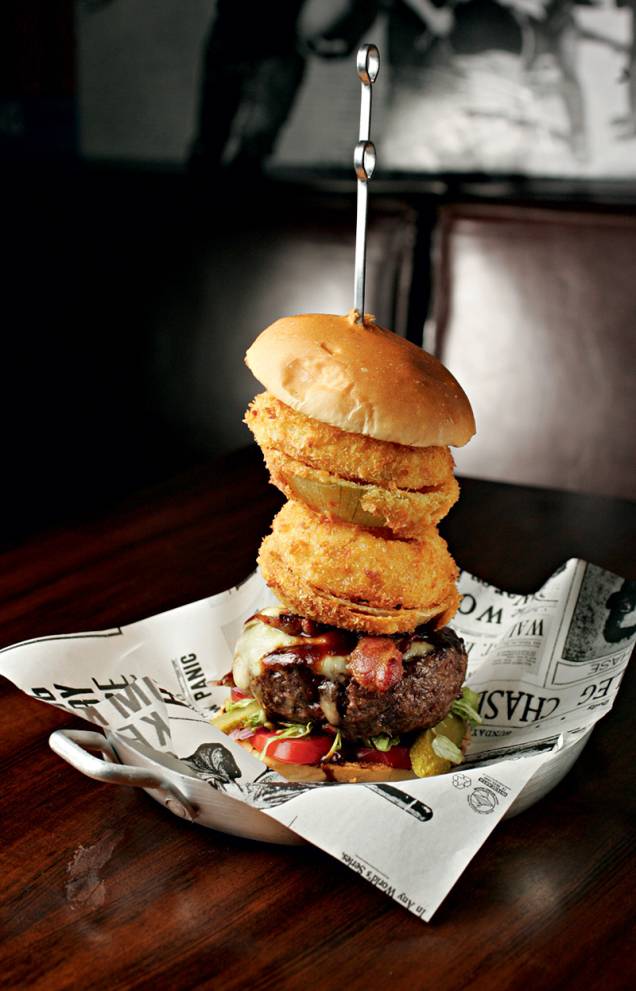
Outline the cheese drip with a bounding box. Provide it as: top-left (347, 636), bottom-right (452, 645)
top-left (232, 608), bottom-right (350, 691)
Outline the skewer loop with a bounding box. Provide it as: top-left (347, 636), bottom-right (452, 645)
top-left (353, 44), bottom-right (380, 321)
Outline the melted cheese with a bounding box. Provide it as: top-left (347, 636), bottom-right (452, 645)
top-left (403, 640), bottom-right (434, 661)
top-left (232, 618), bottom-right (299, 691)
top-left (319, 685), bottom-right (341, 726)
top-left (232, 609), bottom-right (349, 690)
top-left (233, 610), bottom-right (434, 691)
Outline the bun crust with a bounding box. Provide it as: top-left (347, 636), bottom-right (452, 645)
top-left (245, 312), bottom-right (475, 448)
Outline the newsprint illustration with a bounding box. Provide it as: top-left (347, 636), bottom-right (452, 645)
top-left (0, 559), bottom-right (633, 922)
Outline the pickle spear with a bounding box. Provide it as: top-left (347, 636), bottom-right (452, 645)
top-left (410, 712), bottom-right (466, 778)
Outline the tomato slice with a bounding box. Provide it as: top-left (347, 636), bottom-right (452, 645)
top-left (230, 688), bottom-right (253, 702)
top-left (251, 729), bottom-right (333, 765)
top-left (356, 746), bottom-right (412, 770)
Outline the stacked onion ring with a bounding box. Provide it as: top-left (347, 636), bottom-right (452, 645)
top-left (245, 311), bottom-right (475, 634)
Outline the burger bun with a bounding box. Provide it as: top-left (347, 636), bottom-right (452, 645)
top-left (245, 311), bottom-right (475, 449)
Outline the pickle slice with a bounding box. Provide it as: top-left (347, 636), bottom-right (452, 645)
top-left (287, 473), bottom-right (387, 528)
top-left (409, 713), bottom-right (466, 778)
top-left (211, 699), bottom-right (262, 734)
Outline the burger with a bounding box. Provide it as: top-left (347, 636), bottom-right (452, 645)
top-left (213, 310), bottom-right (479, 782)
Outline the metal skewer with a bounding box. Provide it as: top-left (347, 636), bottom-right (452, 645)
top-left (353, 43), bottom-right (380, 323)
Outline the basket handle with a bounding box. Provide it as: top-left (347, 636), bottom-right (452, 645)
top-left (49, 728), bottom-right (197, 821)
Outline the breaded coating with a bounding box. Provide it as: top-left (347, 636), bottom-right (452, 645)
top-left (246, 392), bottom-right (455, 489)
top-left (258, 501), bottom-right (460, 634)
top-left (263, 447), bottom-right (459, 537)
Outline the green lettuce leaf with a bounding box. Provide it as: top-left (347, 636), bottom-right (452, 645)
top-left (451, 685), bottom-right (482, 727)
top-left (370, 733), bottom-right (401, 752)
top-left (275, 722), bottom-right (313, 739)
top-left (225, 696), bottom-right (257, 712)
top-left (431, 734), bottom-right (463, 764)
top-left (323, 730), bottom-right (343, 763)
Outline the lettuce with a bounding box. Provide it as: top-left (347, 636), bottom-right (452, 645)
top-left (370, 733), bottom-right (401, 752)
top-left (323, 729), bottom-right (343, 763)
top-left (431, 734), bottom-right (463, 764)
top-left (450, 685), bottom-right (482, 727)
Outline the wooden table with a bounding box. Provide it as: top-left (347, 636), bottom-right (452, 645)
top-left (1, 446), bottom-right (634, 990)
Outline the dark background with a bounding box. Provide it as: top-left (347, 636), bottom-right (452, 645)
top-left (2, 1), bottom-right (635, 548)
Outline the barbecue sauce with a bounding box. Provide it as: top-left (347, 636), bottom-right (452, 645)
top-left (261, 629), bottom-right (357, 674)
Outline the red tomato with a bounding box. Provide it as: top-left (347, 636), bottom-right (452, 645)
top-left (230, 688), bottom-right (253, 702)
top-left (356, 746), bottom-right (412, 770)
top-left (251, 729), bottom-right (333, 765)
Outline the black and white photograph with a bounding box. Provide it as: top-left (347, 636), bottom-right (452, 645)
top-left (563, 563), bottom-right (636, 662)
top-left (1, 0), bottom-right (635, 987)
top-left (74, 0), bottom-right (636, 180)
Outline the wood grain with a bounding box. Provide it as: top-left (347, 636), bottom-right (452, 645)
top-left (0, 446), bottom-right (634, 991)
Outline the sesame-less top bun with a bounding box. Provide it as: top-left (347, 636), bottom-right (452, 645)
top-left (245, 311), bottom-right (475, 448)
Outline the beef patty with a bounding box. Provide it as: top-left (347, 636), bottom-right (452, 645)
top-left (251, 626), bottom-right (467, 741)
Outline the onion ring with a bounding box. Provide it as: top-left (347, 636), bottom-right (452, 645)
top-left (246, 392), bottom-right (455, 489)
top-left (258, 501), bottom-right (460, 634)
top-left (262, 447), bottom-right (459, 537)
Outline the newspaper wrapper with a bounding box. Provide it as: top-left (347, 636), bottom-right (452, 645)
top-left (1, 558), bottom-right (634, 921)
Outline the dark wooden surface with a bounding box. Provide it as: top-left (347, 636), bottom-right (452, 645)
top-left (0, 445), bottom-right (634, 991)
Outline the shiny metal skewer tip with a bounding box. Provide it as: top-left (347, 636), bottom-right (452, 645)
top-left (353, 44), bottom-right (380, 323)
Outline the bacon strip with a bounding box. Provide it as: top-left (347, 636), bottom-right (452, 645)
top-left (348, 637), bottom-right (404, 693)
